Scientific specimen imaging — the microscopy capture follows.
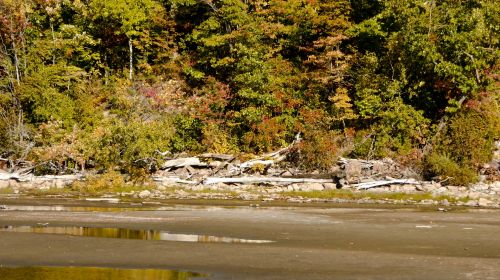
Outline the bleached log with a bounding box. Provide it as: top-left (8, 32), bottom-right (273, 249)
top-left (198, 153), bottom-right (235, 161)
top-left (161, 157), bottom-right (208, 169)
top-left (31, 175), bottom-right (83, 181)
top-left (203, 176), bottom-right (335, 185)
top-left (0, 173), bottom-right (83, 182)
top-left (239, 160), bottom-right (275, 170)
top-left (0, 173), bottom-right (20, 180)
top-left (238, 133), bottom-right (301, 171)
top-left (151, 176), bottom-right (198, 185)
top-left (354, 179), bottom-right (419, 190)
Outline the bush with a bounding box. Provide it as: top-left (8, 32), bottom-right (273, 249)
top-left (83, 118), bottom-right (175, 172)
top-left (71, 170), bottom-right (126, 194)
top-left (440, 109), bottom-right (496, 166)
top-left (296, 129), bottom-right (344, 171)
top-left (201, 123), bottom-right (239, 154)
top-left (424, 153), bottom-right (478, 185)
top-left (425, 103), bottom-right (499, 185)
top-left (353, 101), bottom-right (430, 159)
top-left (169, 115), bottom-right (203, 153)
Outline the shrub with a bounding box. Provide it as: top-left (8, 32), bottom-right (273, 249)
top-left (83, 117), bottom-right (175, 172)
top-left (296, 129), bottom-right (344, 171)
top-left (169, 115), bottom-right (203, 153)
top-left (353, 101), bottom-right (430, 159)
top-left (201, 123), bottom-right (239, 154)
top-left (424, 152), bottom-right (478, 185)
top-left (425, 103), bottom-right (499, 185)
top-left (71, 170), bottom-right (126, 194)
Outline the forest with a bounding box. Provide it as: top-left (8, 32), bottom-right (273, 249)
top-left (0, 0), bottom-right (499, 185)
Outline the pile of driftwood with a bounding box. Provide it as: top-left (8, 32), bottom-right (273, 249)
top-left (1, 134), bottom-right (426, 191)
top-left (152, 136), bottom-right (419, 190)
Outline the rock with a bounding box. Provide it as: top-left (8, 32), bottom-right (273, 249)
top-left (371, 161), bottom-right (386, 176)
top-left (478, 197), bottom-right (493, 207)
top-left (300, 183), bottom-right (324, 191)
top-left (338, 179), bottom-right (350, 189)
top-left (138, 190), bottom-right (151, 199)
top-left (239, 193), bottom-right (259, 200)
top-left (54, 179), bottom-right (65, 189)
top-left (400, 185), bottom-right (418, 193)
top-left (175, 189), bottom-right (188, 196)
top-left (420, 199), bottom-right (434, 205)
top-left (467, 192), bottom-right (481, 200)
top-left (344, 160), bottom-right (363, 181)
top-left (472, 183), bottom-right (489, 192)
top-left (157, 185), bottom-right (166, 191)
top-left (389, 185), bottom-right (400, 192)
top-left (0, 180), bottom-right (10, 189)
top-left (478, 175), bottom-right (487, 182)
top-left (322, 183), bottom-right (337, 190)
top-left (440, 199), bottom-right (450, 206)
top-left (8, 180), bottom-right (20, 189)
top-left (465, 200), bottom-right (479, 207)
top-left (436, 186), bottom-right (448, 193)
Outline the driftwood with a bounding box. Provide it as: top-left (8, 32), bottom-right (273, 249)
top-left (159, 133), bottom-right (301, 173)
top-left (0, 173), bottom-right (20, 181)
top-left (198, 153), bottom-right (235, 161)
top-left (353, 179), bottom-right (419, 190)
top-left (0, 173), bottom-right (83, 182)
top-left (239, 159), bottom-right (276, 170)
top-left (203, 176), bottom-right (334, 185)
top-left (239, 133), bottom-right (301, 170)
top-left (151, 176), bottom-right (198, 185)
top-left (161, 157), bottom-right (209, 169)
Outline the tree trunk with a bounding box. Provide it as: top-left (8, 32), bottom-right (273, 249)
top-left (11, 38), bottom-right (20, 85)
top-left (128, 38), bottom-right (133, 80)
top-left (50, 22), bottom-right (56, 65)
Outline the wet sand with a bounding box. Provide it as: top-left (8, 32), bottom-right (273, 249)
top-left (0, 198), bottom-right (499, 279)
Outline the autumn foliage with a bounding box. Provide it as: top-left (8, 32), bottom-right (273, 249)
top-left (0, 0), bottom-right (499, 185)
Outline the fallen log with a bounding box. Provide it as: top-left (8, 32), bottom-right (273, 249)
top-left (203, 176), bottom-right (335, 185)
top-left (198, 153), bottom-right (235, 161)
top-left (151, 176), bottom-right (199, 185)
top-left (161, 157), bottom-right (209, 169)
top-left (353, 179), bottom-right (419, 190)
top-left (0, 173), bottom-right (20, 181)
top-left (239, 159), bottom-right (276, 170)
top-left (0, 173), bottom-right (83, 182)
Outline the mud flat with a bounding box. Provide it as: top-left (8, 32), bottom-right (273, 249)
top-left (0, 199), bottom-right (500, 279)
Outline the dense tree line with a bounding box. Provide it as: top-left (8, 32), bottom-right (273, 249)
top-left (1, 0), bottom-right (498, 184)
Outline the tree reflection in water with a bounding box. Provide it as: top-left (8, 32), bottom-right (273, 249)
top-left (0, 266), bottom-right (203, 280)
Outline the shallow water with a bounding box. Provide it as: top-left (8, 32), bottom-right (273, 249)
top-left (0, 225), bottom-right (274, 244)
top-left (1, 200), bottom-right (500, 279)
top-left (0, 266), bottom-right (203, 280)
top-left (0, 204), bottom-right (226, 212)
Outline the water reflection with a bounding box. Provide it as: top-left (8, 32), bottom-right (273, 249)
top-left (0, 205), bottom-right (148, 212)
top-left (0, 204), bottom-right (228, 212)
top-left (0, 225), bottom-right (274, 244)
top-left (0, 266), bottom-right (203, 280)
